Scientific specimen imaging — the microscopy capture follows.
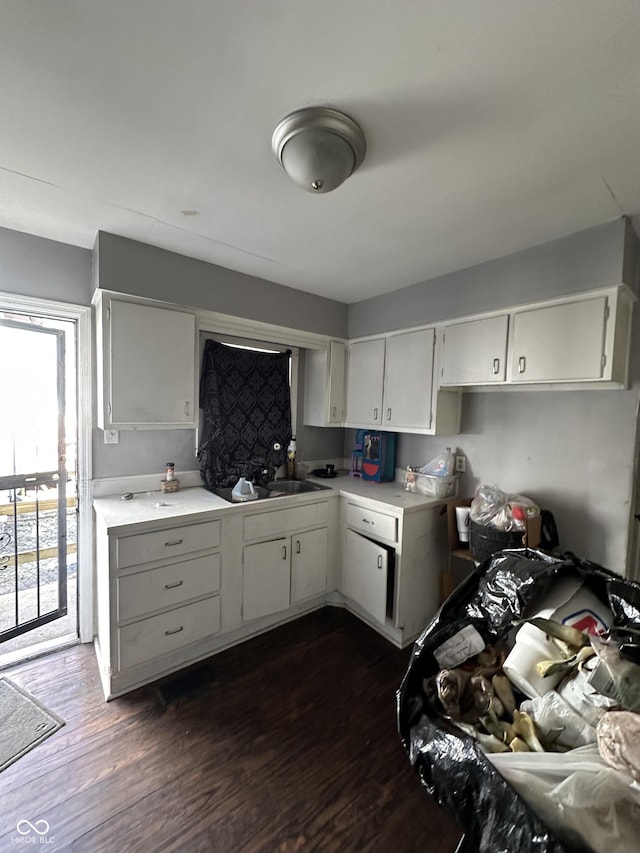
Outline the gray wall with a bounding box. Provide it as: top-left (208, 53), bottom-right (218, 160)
top-left (346, 219), bottom-right (640, 572)
top-left (92, 233), bottom-right (349, 479)
top-left (4, 221), bottom-right (639, 570)
top-left (348, 219), bottom-right (629, 336)
top-left (95, 232), bottom-right (348, 338)
top-left (0, 227), bottom-right (91, 304)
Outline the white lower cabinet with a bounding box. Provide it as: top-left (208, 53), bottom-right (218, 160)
top-left (95, 515), bottom-right (223, 699)
top-left (343, 529), bottom-right (389, 625)
top-left (94, 486), bottom-right (443, 698)
top-left (340, 497), bottom-right (447, 647)
top-left (243, 537), bottom-right (291, 621)
top-left (291, 527), bottom-right (329, 604)
top-left (242, 503), bottom-right (329, 623)
top-left (118, 597), bottom-right (221, 671)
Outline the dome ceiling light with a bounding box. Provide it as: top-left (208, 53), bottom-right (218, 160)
top-left (272, 106), bottom-right (366, 194)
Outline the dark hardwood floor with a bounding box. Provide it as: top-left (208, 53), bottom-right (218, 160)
top-left (0, 608), bottom-right (462, 852)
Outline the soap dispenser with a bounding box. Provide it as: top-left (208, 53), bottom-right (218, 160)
top-left (286, 436), bottom-right (297, 479)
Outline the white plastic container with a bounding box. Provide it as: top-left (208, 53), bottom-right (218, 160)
top-left (413, 472), bottom-right (459, 498)
top-left (231, 477), bottom-right (258, 502)
top-left (503, 576), bottom-right (612, 699)
top-left (455, 505), bottom-right (471, 542)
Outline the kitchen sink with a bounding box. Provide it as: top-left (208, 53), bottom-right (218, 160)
top-left (266, 479), bottom-right (332, 496)
top-left (212, 479), bottom-right (331, 504)
top-left (212, 485), bottom-right (272, 503)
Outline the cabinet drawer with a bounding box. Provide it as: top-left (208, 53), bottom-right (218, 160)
top-left (117, 553), bottom-right (221, 623)
top-left (117, 596), bottom-right (220, 670)
top-left (346, 503), bottom-right (397, 542)
top-left (243, 501), bottom-right (329, 541)
top-left (116, 520), bottom-right (221, 569)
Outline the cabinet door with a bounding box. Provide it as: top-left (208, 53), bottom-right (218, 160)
top-left (383, 329), bottom-right (434, 429)
top-left (441, 315), bottom-right (509, 385)
top-left (326, 341), bottom-right (347, 424)
top-left (304, 341), bottom-right (346, 426)
top-left (343, 529), bottom-right (388, 625)
top-left (242, 538), bottom-right (290, 622)
top-left (511, 296), bottom-right (607, 383)
top-left (345, 338), bottom-right (385, 426)
top-left (291, 528), bottom-right (328, 603)
top-left (108, 299), bottom-right (196, 427)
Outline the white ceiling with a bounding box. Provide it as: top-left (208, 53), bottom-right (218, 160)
top-left (1, 1), bottom-right (640, 304)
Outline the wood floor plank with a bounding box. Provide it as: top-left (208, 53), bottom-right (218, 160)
top-left (0, 608), bottom-right (462, 852)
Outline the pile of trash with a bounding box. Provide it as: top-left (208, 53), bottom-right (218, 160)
top-left (397, 549), bottom-right (640, 853)
top-left (470, 483), bottom-right (540, 532)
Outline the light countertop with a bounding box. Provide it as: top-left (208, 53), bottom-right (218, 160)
top-left (93, 474), bottom-right (447, 532)
top-left (306, 473), bottom-right (446, 512)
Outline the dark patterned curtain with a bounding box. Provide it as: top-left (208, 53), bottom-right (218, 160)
top-left (198, 340), bottom-right (292, 490)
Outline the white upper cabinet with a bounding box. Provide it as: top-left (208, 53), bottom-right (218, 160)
top-left (345, 329), bottom-right (460, 434)
top-left (441, 315), bottom-right (509, 385)
top-left (439, 286), bottom-right (634, 390)
top-left (96, 294), bottom-right (197, 429)
top-left (508, 288), bottom-right (634, 386)
top-left (304, 340), bottom-right (347, 426)
top-left (383, 329), bottom-right (435, 429)
top-left (345, 337), bottom-right (386, 426)
top-left (510, 295), bottom-right (606, 383)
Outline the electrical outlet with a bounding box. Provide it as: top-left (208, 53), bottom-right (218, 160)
top-left (103, 429), bottom-right (120, 444)
top-left (455, 454), bottom-right (466, 473)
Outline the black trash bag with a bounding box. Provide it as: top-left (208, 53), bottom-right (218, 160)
top-left (397, 548), bottom-right (640, 853)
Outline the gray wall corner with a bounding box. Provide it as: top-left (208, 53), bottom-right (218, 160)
top-left (348, 218), bottom-right (629, 338)
top-left (623, 216), bottom-right (640, 296)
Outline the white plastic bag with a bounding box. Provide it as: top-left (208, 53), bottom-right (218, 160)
top-left (521, 690), bottom-right (599, 750)
top-left (470, 483), bottom-right (539, 531)
top-left (418, 447), bottom-right (454, 477)
top-left (487, 745), bottom-right (640, 853)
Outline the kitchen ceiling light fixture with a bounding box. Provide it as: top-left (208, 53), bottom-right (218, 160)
top-left (272, 106), bottom-right (366, 194)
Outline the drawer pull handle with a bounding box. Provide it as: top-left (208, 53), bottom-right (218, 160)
top-left (492, 358), bottom-right (500, 374)
top-left (362, 518), bottom-right (373, 525)
top-left (282, 545), bottom-right (287, 560)
top-left (296, 539), bottom-right (301, 554)
top-left (518, 356), bottom-right (526, 374)
top-left (373, 407), bottom-right (378, 420)
top-left (164, 539), bottom-right (184, 547)
top-left (377, 555), bottom-right (383, 569)
top-left (164, 580), bottom-right (184, 590)
top-left (164, 625), bottom-right (184, 636)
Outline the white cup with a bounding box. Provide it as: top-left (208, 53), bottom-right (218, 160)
top-left (455, 506), bottom-right (471, 542)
